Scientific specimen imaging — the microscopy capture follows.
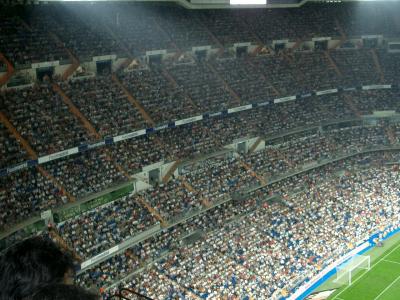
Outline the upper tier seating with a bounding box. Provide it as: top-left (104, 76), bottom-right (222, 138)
top-left (0, 12), bottom-right (67, 68)
top-left (213, 57), bottom-right (277, 103)
top-left (377, 50), bottom-right (400, 84)
top-left (0, 84), bottom-right (93, 156)
top-left (61, 77), bottom-right (147, 137)
top-left (0, 2), bottom-right (399, 66)
top-left (242, 4), bottom-right (339, 42)
top-left (331, 49), bottom-right (380, 86)
top-left (119, 68), bottom-right (198, 124)
top-left (167, 61), bottom-right (236, 112)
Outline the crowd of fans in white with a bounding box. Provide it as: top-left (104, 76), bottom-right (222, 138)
top-left (1, 1), bottom-right (400, 299)
top-left (73, 152), bottom-right (400, 299)
top-left (146, 165), bottom-right (400, 300)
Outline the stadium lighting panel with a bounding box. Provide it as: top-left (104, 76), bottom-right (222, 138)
top-left (230, 0), bottom-right (267, 5)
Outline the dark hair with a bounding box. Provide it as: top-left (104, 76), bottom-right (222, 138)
top-left (0, 236), bottom-right (75, 300)
top-left (24, 284), bottom-right (99, 300)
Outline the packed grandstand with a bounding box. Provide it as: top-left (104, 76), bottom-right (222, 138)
top-left (1, 0), bottom-right (400, 299)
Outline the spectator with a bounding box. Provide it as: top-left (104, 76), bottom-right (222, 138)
top-left (0, 236), bottom-right (75, 300)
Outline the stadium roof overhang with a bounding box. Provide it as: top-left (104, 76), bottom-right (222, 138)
top-left (26, 0), bottom-right (395, 10)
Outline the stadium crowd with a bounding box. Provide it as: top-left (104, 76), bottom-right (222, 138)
top-left (1, 88), bottom-right (399, 230)
top-left (61, 77), bottom-right (147, 137)
top-left (2, 1), bottom-right (400, 299)
top-left (0, 84), bottom-right (92, 156)
top-left (150, 165), bottom-right (400, 299)
top-left (75, 152), bottom-right (400, 299)
top-left (46, 122), bottom-right (394, 263)
top-left (119, 68), bottom-right (198, 124)
top-left (58, 193), bottom-right (158, 258)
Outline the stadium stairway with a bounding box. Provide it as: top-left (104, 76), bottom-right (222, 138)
top-left (161, 68), bottom-right (179, 88)
top-left (104, 19), bottom-right (136, 73)
top-left (179, 176), bottom-right (211, 208)
top-left (0, 52), bottom-right (15, 87)
top-left (236, 17), bottom-right (269, 57)
top-left (62, 49), bottom-right (80, 81)
top-left (48, 226), bottom-right (83, 262)
top-left (0, 111), bottom-right (76, 203)
top-left (52, 83), bottom-right (102, 140)
top-left (331, 18), bottom-right (348, 49)
top-left (370, 48), bottom-right (385, 83)
top-left (111, 74), bottom-right (156, 127)
top-left (111, 74), bottom-right (165, 152)
top-left (136, 196), bottom-right (167, 227)
top-left (161, 68), bottom-right (199, 110)
top-left (48, 32), bottom-right (80, 81)
top-left (179, 177), bottom-right (195, 193)
top-left (248, 137), bottom-right (263, 153)
top-left (239, 160), bottom-right (268, 186)
top-left (324, 51), bottom-right (343, 77)
top-left (153, 16), bottom-right (183, 60)
top-left (343, 94), bottom-right (363, 118)
top-left (271, 148), bottom-right (295, 169)
top-left (48, 31), bottom-right (79, 80)
top-left (206, 62), bottom-right (242, 106)
top-left (386, 126), bottom-right (398, 145)
top-left (279, 50), bottom-right (294, 64)
top-left (196, 17), bottom-right (225, 55)
top-left (323, 49), bottom-right (363, 117)
top-left (117, 57), bottom-right (136, 73)
top-left (52, 82), bottom-right (132, 179)
top-left (103, 23), bottom-right (134, 72)
top-left (245, 57), bottom-right (281, 97)
top-left (161, 160), bottom-right (181, 184)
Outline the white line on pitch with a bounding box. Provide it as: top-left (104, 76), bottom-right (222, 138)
top-left (332, 242), bottom-right (400, 300)
top-left (382, 259), bottom-right (400, 266)
top-left (374, 275), bottom-right (400, 300)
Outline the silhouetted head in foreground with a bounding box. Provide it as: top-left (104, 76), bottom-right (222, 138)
top-left (24, 284), bottom-right (100, 300)
top-left (0, 236), bottom-right (75, 300)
